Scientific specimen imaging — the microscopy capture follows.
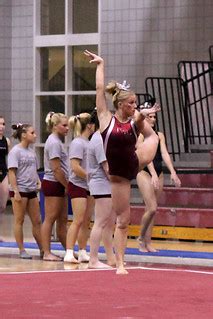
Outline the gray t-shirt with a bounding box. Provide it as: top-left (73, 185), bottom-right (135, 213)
top-left (69, 137), bottom-right (89, 190)
top-left (8, 144), bottom-right (38, 192)
top-left (87, 131), bottom-right (111, 195)
top-left (43, 133), bottom-right (68, 182)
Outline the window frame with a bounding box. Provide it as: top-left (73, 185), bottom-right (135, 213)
top-left (33, 0), bottom-right (100, 167)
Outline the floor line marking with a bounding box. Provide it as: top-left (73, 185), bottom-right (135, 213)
top-left (0, 266), bottom-right (141, 275)
top-left (138, 266), bottom-right (213, 275)
top-left (1, 265), bottom-right (213, 276)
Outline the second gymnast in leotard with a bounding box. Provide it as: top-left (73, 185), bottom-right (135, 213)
top-left (136, 112), bottom-right (181, 252)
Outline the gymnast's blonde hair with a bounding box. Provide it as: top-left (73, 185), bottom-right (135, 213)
top-left (45, 112), bottom-right (68, 133)
top-left (69, 113), bottom-right (92, 137)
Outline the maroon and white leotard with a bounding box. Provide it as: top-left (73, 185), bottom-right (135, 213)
top-left (101, 116), bottom-right (139, 180)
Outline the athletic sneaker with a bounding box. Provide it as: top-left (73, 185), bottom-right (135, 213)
top-left (78, 249), bottom-right (90, 263)
top-left (64, 250), bottom-right (79, 263)
top-left (20, 250), bottom-right (32, 259)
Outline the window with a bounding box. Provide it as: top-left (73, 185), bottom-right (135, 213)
top-left (72, 45), bottom-right (98, 91)
top-left (34, 0), bottom-right (99, 164)
top-left (40, 47), bottom-right (65, 91)
top-left (73, 0), bottom-right (98, 34)
top-left (41, 0), bottom-right (65, 35)
top-left (72, 95), bottom-right (96, 115)
top-left (40, 96), bottom-right (65, 143)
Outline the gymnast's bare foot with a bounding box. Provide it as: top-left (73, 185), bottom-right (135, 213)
top-left (146, 244), bottom-right (158, 253)
top-left (138, 239), bottom-right (148, 252)
top-left (116, 265), bottom-right (128, 275)
top-left (43, 253), bottom-right (62, 261)
top-left (88, 260), bottom-right (112, 269)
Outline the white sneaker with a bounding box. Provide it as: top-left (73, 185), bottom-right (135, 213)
top-left (20, 250), bottom-right (32, 259)
top-left (64, 250), bottom-right (79, 264)
top-left (78, 249), bottom-right (90, 263)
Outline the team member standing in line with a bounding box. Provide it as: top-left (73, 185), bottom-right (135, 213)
top-left (41, 112), bottom-right (69, 261)
top-left (87, 110), bottom-right (116, 269)
top-left (0, 116), bottom-right (10, 216)
top-left (64, 113), bottom-right (95, 264)
top-left (84, 50), bottom-right (160, 274)
top-left (8, 123), bottom-right (42, 259)
top-left (137, 112), bottom-right (181, 252)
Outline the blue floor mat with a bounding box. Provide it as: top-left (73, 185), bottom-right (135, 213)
top-left (1, 241), bottom-right (213, 260)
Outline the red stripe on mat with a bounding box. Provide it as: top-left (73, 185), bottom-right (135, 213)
top-left (0, 268), bottom-right (212, 319)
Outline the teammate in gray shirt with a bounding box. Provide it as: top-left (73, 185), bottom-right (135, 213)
top-left (87, 131), bottom-right (111, 195)
top-left (64, 112), bottom-right (95, 264)
top-left (69, 136), bottom-right (89, 190)
top-left (9, 145), bottom-right (38, 193)
top-left (87, 111), bottom-right (115, 269)
top-left (43, 133), bottom-right (68, 182)
top-left (41, 112), bottom-right (69, 262)
top-left (8, 123), bottom-right (42, 259)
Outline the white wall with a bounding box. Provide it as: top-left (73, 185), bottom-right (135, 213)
top-left (101, 0), bottom-right (213, 93)
top-left (11, 0), bottom-right (34, 126)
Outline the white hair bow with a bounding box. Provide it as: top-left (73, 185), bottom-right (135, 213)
top-left (116, 80), bottom-right (130, 91)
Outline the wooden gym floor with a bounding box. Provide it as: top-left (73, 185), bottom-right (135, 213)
top-left (0, 205), bottom-right (213, 274)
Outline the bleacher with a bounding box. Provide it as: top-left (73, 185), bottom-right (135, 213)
top-left (129, 45), bottom-right (213, 241)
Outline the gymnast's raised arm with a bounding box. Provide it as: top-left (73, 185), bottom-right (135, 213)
top-left (84, 50), bottom-right (112, 132)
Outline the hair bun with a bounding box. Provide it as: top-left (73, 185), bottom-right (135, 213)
top-left (45, 111), bottom-right (55, 124)
top-left (11, 123), bottom-right (23, 130)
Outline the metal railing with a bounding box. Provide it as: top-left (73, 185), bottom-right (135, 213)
top-left (209, 45), bottom-right (213, 62)
top-left (144, 77), bottom-right (186, 161)
top-left (136, 93), bottom-right (153, 106)
top-left (178, 61), bottom-right (212, 146)
top-left (142, 59), bottom-right (213, 160)
top-left (209, 45), bottom-right (213, 95)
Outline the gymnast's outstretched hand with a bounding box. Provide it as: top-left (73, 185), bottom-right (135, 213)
top-left (139, 103), bottom-right (161, 117)
top-left (84, 50), bottom-right (103, 64)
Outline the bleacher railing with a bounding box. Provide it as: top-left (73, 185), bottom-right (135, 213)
top-left (209, 45), bottom-right (213, 95)
top-left (141, 59), bottom-right (212, 160)
top-left (144, 77), bottom-right (186, 161)
top-left (209, 45), bottom-right (213, 62)
top-left (136, 93), bottom-right (153, 106)
top-left (178, 61), bottom-right (212, 146)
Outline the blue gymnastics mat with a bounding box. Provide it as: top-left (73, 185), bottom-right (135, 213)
top-left (0, 241), bottom-right (213, 260)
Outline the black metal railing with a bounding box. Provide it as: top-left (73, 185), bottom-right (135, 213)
top-left (145, 77), bottom-right (186, 161)
top-left (136, 93), bottom-right (153, 106)
top-left (209, 45), bottom-right (213, 95)
top-left (143, 58), bottom-right (213, 160)
top-left (209, 45), bottom-right (213, 62)
top-left (178, 61), bottom-right (212, 146)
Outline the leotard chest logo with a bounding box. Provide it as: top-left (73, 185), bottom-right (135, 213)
top-left (116, 127), bottom-right (133, 135)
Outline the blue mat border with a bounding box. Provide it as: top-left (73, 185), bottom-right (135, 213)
top-left (0, 241), bottom-right (213, 260)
